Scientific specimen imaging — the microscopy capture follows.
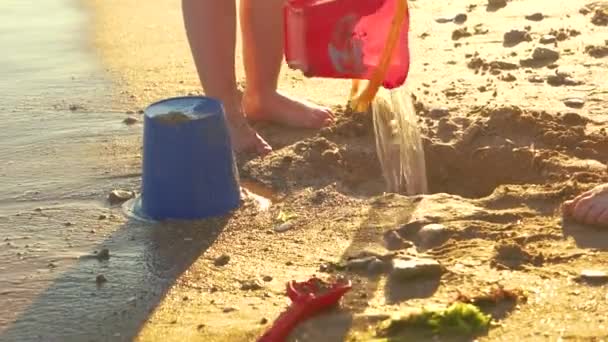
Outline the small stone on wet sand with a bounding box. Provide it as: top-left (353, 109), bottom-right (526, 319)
top-left (97, 248), bottom-right (110, 260)
top-left (585, 44), bottom-right (608, 58)
top-left (346, 256), bottom-right (382, 271)
top-left (96, 274), bottom-right (107, 284)
top-left (576, 270), bottom-right (608, 284)
top-left (540, 35), bottom-right (557, 44)
top-left (563, 97), bottom-right (585, 108)
top-left (108, 190), bottom-right (134, 205)
top-left (214, 254), bottom-right (231, 267)
top-left (435, 16), bottom-right (453, 24)
top-left (528, 75), bottom-right (545, 83)
top-left (547, 74), bottom-right (582, 86)
top-left (452, 28), bottom-right (472, 40)
top-left (274, 221), bottom-right (295, 233)
top-left (532, 47), bottom-right (560, 61)
top-left (123, 116), bottom-right (138, 125)
top-left (504, 29), bottom-right (532, 46)
top-left (240, 279), bottom-right (263, 291)
top-left (525, 13), bottom-right (544, 21)
top-left (454, 13), bottom-right (467, 24)
top-left (391, 258), bottom-right (443, 280)
top-left (487, 0), bottom-right (507, 10)
top-left (429, 107), bottom-right (450, 118)
top-left (417, 223), bottom-right (449, 248)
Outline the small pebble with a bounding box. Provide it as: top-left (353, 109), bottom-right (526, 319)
top-left (561, 112), bottom-right (586, 126)
top-left (346, 256), bottom-right (380, 271)
top-left (274, 221), bottom-right (295, 233)
top-left (214, 254), bottom-right (231, 267)
top-left (488, 0), bottom-right (507, 9)
top-left (504, 29), bottom-right (531, 46)
top-left (96, 274), bottom-right (107, 284)
top-left (418, 224), bottom-right (449, 248)
top-left (528, 75), bottom-right (545, 83)
top-left (577, 270), bottom-right (608, 284)
top-left (108, 190), bottom-right (134, 205)
top-left (262, 275), bottom-right (273, 282)
top-left (452, 27), bottom-right (472, 40)
top-left (500, 73), bottom-right (517, 82)
top-left (391, 258), bottom-right (443, 280)
top-left (429, 107), bottom-right (450, 118)
top-left (540, 35), bottom-right (557, 44)
top-left (435, 16), bottom-right (453, 23)
top-left (532, 47), bottom-right (560, 61)
top-left (223, 307), bottom-right (238, 313)
top-left (260, 318), bottom-right (268, 325)
top-left (525, 13), bottom-right (544, 21)
top-left (123, 116), bottom-right (139, 125)
top-left (97, 248), bottom-right (110, 260)
top-left (454, 13), bottom-right (468, 24)
top-left (563, 97), bottom-right (585, 108)
top-left (240, 279), bottom-right (263, 291)
top-left (68, 104), bottom-right (84, 111)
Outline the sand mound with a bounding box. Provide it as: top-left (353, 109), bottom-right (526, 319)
top-left (243, 102), bottom-right (607, 199)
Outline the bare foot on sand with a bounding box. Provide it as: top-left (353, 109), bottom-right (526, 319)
top-left (563, 183), bottom-right (608, 226)
top-left (225, 105), bottom-right (272, 155)
top-left (243, 90), bottom-right (334, 129)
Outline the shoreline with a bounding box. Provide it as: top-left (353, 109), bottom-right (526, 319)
top-left (89, 0), bottom-right (608, 341)
top-left (2, 0), bottom-right (606, 341)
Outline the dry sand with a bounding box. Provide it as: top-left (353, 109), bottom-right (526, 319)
top-left (86, 0), bottom-right (608, 340)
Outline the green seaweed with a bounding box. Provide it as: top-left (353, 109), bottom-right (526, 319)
top-left (378, 303), bottom-right (491, 339)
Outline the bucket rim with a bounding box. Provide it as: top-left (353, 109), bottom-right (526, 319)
top-left (144, 96), bottom-right (224, 120)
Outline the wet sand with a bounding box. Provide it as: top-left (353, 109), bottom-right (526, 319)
top-left (2, 0), bottom-right (608, 341)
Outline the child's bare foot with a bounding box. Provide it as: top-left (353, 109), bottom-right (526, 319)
top-left (242, 90), bottom-right (334, 129)
top-left (563, 183), bottom-right (608, 226)
top-left (225, 107), bottom-right (272, 155)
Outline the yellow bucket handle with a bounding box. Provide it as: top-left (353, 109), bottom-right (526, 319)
top-left (349, 0), bottom-right (408, 112)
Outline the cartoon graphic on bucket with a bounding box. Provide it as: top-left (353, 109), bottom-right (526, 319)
top-left (284, 0), bottom-right (411, 89)
top-left (327, 13), bottom-right (365, 76)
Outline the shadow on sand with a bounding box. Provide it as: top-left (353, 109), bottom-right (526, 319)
top-left (0, 214), bottom-right (228, 342)
top-left (290, 194), bottom-right (436, 341)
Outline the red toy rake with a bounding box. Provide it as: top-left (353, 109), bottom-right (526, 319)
top-left (257, 277), bottom-right (352, 342)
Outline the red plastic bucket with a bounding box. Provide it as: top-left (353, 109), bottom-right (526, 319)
top-left (284, 0), bottom-right (410, 89)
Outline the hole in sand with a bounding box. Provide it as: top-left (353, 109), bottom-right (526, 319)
top-left (242, 104), bottom-right (607, 199)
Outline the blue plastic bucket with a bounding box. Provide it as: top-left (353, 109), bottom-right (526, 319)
top-left (141, 96), bottom-right (240, 220)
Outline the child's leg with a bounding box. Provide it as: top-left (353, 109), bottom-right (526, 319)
top-left (240, 0), bottom-right (334, 128)
top-left (182, 0), bottom-right (271, 154)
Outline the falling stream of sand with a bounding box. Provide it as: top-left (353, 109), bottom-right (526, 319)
top-left (372, 87), bottom-right (428, 195)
